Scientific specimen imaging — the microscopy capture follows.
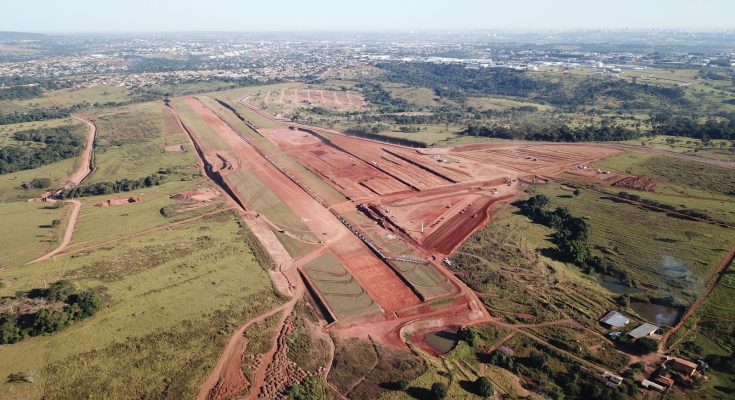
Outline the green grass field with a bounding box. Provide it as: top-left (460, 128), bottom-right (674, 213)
top-left (452, 205), bottom-right (619, 327)
top-left (670, 261), bottom-right (735, 398)
top-left (593, 152), bottom-right (735, 224)
top-left (621, 135), bottom-right (735, 162)
top-left (0, 118), bottom-right (88, 200)
top-left (0, 118), bottom-right (79, 145)
top-left (46, 86), bottom-right (132, 107)
top-left (170, 98), bottom-right (230, 151)
top-left (0, 158), bottom-right (79, 202)
top-left (534, 184), bottom-right (735, 304)
top-left (86, 102), bottom-right (200, 183)
top-left (0, 201), bottom-right (70, 267)
top-left (67, 179), bottom-right (225, 250)
top-left (303, 252), bottom-right (379, 319)
top-left (0, 210), bottom-right (280, 399)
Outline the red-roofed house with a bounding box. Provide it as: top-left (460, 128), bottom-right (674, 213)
top-left (670, 357), bottom-right (697, 376)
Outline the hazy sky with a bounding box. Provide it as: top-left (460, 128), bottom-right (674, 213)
top-left (3, 0), bottom-right (734, 32)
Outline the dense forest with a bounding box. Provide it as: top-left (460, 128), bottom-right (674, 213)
top-left (380, 63), bottom-right (688, 109)
top-left (0, 85), bottom-right (43, 100)
top-left (377, 62), bottom-right (687, 109)
top-left (379, 62), bottom-right (559, 103)
top-left (0, 125), bottom-right (85, 174)
top-left (651, 112), bottom-right (735, 140)
top-left (0, 280), bottom-right (102, 345)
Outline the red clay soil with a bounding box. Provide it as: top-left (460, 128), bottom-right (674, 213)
top-left (422, 193), bottom-right (514, 255)
top-left (94, 196), bottom-right (143, 207)
top-left (198, 302), bottom-right (294, 400)
top-left (183, 96), bottom-right (637, 356)
top-left (611, 175), bottom-right (657, 191)
top-left (181, 97), bottom-right (421, 312)
top-left (173, 188), bottom-right (220, 202)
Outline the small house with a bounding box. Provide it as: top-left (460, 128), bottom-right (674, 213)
top-left (670, 357), bottom-right (698, 376)
top-left (641, 379), bottom-right (665, 392)
top-left (654, 376), bottom-right (674, 388)
top-left (628, 323), bottom-right (659, 340)
top-left (600, 311), bottom-right (630, 329)
top-left (602, 371), bottom-right (623, 387)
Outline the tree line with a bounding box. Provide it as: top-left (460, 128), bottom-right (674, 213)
top-left (0, 280), bottom-right (102, 345)
top-left (0, 104), bottom-right (85, 125)
top-left (0, 125), bottom-right (85, 175)
top-left (58, 172), bottom-right (166, 198)
top-left (464, 123), bottom-right (642, 142)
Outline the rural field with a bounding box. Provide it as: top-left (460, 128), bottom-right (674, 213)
top-left (1, 23), bottom-right (734, 400)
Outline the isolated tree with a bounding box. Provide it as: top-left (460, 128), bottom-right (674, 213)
top-left (460, 326), bottom-right (478, 347)
top-left (475, 376), bottom-right (494, 397)
top-left (397, 379), bottom-right (410, 391)
top-left (431, 382), bottom-right (448, 400)
top-left (636, 337), bottom-right (659, 354)
top-left (573, 189), bottom-right (581, 196)
top-left (30, 177), bottom-right (52, 188)
top-left (51, 219), bottom-right (61, 227)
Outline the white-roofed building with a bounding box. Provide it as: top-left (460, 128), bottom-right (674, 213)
top-left (600, 311), bottom-right (630, 328)
top-left (628, 323), bottom-right (660, 339)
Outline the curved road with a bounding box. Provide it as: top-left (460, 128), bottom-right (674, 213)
top-left (26, 114), bottom-right (96, 265)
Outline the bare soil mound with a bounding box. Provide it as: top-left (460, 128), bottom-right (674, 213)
top-left (95, 196), bottom-right (143, 207)
top-left (173, 188), bottom-right (220, 202)
top-left (612, 175), bottom-right (656, 192)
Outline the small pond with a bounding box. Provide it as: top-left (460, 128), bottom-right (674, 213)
top-left (630, 301), bottom-right (684, 327)
top-left (599, 275), bottom-right (644, 295)
top-left (424, 329), bottom-right (459, 354)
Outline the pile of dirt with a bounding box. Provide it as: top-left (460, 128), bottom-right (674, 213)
top-left (612, 175), bottom-right (657, 191)
top-left (172, 188), bottom-right (220, 202)
top-left (94, 196), bottom-right (143, 207)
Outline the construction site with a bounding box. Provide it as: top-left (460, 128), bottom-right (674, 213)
top-left (165, 95), bottom-right (630, 399)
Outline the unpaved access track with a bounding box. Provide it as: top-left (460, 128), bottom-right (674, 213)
top-left (67, 115), bottom-right (97, 186)
top-left (26, 199), bottom-right (81, 264)
top-left (27, 114), bottom-right (96, 264)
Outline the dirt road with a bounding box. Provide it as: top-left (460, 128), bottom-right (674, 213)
top-left (197, 300), bottom-right (294, 400)
top-left (26, 199), bottom-right (81, 264)
top-left (68, 115), bottom-right (96, 186)
top-left (26, 115), bottom-right (97, 265)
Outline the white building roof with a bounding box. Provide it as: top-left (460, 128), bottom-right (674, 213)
top-left (641, 379), bottom-right (665, 391)
top-left (629, 323), bottom-right (659, 339)
top-left (600, 311), bottom-right (630, 328)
